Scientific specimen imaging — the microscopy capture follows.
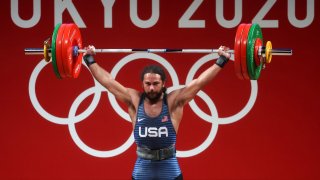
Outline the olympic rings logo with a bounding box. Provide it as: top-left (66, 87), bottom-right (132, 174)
top-left (28, 53), bottom-right (258, 158)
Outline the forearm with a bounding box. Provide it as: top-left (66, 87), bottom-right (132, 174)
top-left (83, 54), bottom-right (112, 85)
top-left (88, 63), bottom-right (113, 86)
top-left (178, 55), bottom-right (228, 104)
top-left (196, 64), bottom-right (222, 87)
top-left (192, 53), bottom-right (229, 89)
top-left (83, 54), bottom-right (133, 104)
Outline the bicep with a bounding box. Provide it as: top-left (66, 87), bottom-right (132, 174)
top-left (106, 79), bottom-right (132, 103)
top-left (174, 64), bottom-right (222, 105)
top-left (168, 85), bottom-right (196, 113)
top-left (174, 80), bottom-right (202, 106)
top-left (89, 63), bottom-right (136, 106)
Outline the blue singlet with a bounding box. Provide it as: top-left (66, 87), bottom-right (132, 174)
top-left (132, 93), bottom-right (182, 179)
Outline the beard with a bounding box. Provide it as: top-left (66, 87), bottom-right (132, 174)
top-left (145, 91), bottom-right (163, 103)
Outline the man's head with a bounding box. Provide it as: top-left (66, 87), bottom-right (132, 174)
top-left (140, 65), bottom-right (167, 102)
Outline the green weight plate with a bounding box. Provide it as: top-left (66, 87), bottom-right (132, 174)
top-left (51, 23), bottom-right (62, 79)
top-left (246, 23), bottom-right (263, 80)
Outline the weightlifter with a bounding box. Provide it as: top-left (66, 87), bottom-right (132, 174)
top-left (83, 45), bottom-right (231, 180)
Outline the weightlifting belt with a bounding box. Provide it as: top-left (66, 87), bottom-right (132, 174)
top-left (137, 145), bottom-right (176, 161)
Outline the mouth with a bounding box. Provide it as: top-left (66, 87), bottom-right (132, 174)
top-left (147, 92), bottom-right (156, 96)
top-left (146, 91), bottom-right (162, 102)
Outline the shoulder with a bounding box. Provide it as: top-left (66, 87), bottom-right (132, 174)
top-left (167, 87), bottom-right (185, 108)
top-left (127, 88), bottom-right (142, 107)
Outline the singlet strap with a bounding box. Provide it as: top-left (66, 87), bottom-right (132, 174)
top-left (163, 93), bottom-right (168, 105)
top-left (138, 93), bottom-right (145, 105)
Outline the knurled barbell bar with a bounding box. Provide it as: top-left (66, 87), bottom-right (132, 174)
top-left (24, 23), bottom-right (292, 80)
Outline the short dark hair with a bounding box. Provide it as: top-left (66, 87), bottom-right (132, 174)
top-left (140, 65), bottom-right (167, 82)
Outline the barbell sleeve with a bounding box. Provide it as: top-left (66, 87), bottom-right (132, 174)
top-left (269, 48), bottom-right (292, 56)
top-left (25, 48), bottom-right (46, 55)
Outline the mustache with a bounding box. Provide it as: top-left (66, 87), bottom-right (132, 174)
top-left (145, 91), bottom-right (162, 102)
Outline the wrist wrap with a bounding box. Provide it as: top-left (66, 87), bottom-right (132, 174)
top-left (215, 55), bottom-right (229, 68)
top-left (83, 54), bottom-right (96, 66)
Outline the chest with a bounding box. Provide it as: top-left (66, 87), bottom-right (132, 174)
top-left (143, 101), bottom-right (163, 117)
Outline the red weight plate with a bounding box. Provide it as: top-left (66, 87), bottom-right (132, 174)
top-left (70, 24), bottom-right (83, 78)
top-left (61, 24), bottom-right (73, 77)
top-left (240, 24), bottom-right (252, 80)
top-left (254, 38), bottom-right (262, 67)
top-left (62, 23), bottom-right (83, 78)
top-left (234, 24), bottom-right (246, 80)
top-left (56, 24), bottom-right (67, 78)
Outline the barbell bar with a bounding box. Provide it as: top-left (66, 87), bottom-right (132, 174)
top-left (24, 47), bottom-right (292, 56)
top-left (24, 23), bottom-right (292, 80)
top-left (25, 48), bottom-right (233, 55)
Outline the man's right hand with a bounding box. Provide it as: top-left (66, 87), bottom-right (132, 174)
top-left (84, 45), bottom-right (96, 56)
top-left (215, 46), bottom-right (231, 68)
top-left (83, 45), bottom-right (96, 66)
top-left (217, 46), bottom-right (231, 59)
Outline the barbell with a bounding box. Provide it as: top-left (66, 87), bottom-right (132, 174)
top-left (24, 23), bottom-right (292, 80)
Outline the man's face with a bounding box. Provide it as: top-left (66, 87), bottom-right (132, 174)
top-left (142, 73), bottom-right (164, 102)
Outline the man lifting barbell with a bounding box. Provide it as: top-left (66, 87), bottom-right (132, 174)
top-left (24, 22), bottom-right (292, 179)
top-left (83, 45), bottom-right (230, 180)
